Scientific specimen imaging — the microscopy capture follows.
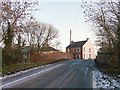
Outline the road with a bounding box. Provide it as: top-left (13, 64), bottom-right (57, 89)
top-left (1, 59), bottom-right (97, 88)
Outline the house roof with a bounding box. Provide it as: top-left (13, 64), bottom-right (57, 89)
top-left (66, 40), bottom-right (87, 48)
top-left (42, 44), bottom-right (59, 52)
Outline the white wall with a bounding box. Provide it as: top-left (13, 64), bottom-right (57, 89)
top-left (82, 39), bottom-right (96, 59)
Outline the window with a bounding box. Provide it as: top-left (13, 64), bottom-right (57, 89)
top-left (89, 48), bottom-right (91, 52)
top-left (76, 55), bottom-right (79, 59)
top-left (76, 48), bottom-right (80, 52)
top-left (73, 48), bottom-right (74, 53)
top-left (67, 49), bottom-right (69, 52)
top-left (84, 47), bottom-right (85, 52)
top-left (84, 54), bottom-right (85, 59)
top-left (89, 54), bottom-right (91, 59)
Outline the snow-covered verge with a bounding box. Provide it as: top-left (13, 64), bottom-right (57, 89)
top-left (93, 70), bottom-right (120, 88)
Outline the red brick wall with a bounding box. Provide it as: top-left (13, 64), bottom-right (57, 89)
top-left (30, 51), bottom-right (73, 63)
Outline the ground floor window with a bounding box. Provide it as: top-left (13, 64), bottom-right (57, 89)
top-left (89, 54), bottom-right (91, 59)
top-left (84, 54), bottom-right (85, 59)
top-left (75, 54), bottom-right (81, 59)
top-left (67, 49), bottom-right (70, 52)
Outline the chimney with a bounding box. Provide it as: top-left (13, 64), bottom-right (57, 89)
top-left (86, 38), bottom-right (89, 41)
top-left (70, 41), bottom-right (74, 45)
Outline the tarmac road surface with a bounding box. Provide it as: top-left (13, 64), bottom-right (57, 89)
top-left (1, 59), bottom-right (96, 88)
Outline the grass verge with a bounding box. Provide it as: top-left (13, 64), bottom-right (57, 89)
top-left (95, 61), bottom-right (120, 78)
top-left (99, 66), bottom-right (120, 78)
top-left (1, 59), bottom-right (67, 76)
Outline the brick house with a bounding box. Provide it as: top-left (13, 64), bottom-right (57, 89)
top-left (66, 38), bottom-right (96, 59)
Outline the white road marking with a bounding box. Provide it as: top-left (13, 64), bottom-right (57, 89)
top-left (1, 64), bottom-right (63, 88)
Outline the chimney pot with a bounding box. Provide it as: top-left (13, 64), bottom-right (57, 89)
top-left (70, 41), bottom-right (74, 45)
top-left (86, 38), bottom-right (89, 41)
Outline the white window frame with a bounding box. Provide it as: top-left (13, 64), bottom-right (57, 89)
top-left (89, 48), bottom-right (91, 52)
top-left (67, 49), bottom-right (69, 52)
top-left (84, 54), bottom-right (85, 59)
top-left (76, 55), bottom-right (79, 58)
top-left (89, 54), bottom-right (91, 58)
top-left (73, 48), bottom-right (74, 53)
top-left (84, 47), bottom-right (85, 52)
top-left (76, 48), bottom-right (80, 52)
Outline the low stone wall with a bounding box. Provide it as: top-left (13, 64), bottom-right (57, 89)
top-left (30, 51), bottom-right (73, 63)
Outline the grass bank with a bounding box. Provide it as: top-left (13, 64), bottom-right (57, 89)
top-left (99, 65), bottom-right (120, 78)
top-left (2, 59), bottom-right (67, 76)
top-left (95, 61), bottom-right (120, 78)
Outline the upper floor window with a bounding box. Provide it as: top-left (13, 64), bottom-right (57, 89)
top-left (67, 49), bottom-right (69, 52)
top-left (89, 48), bottom-right (91, 52)
top-left (76, 48), bottom-right (80, 52)
top-left (84, 47), bottom-right (85, 52)
top-left (72, 48), bottom-right (74, 53)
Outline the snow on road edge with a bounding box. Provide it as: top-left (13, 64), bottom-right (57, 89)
top-left (93, 70), bottom-right (120, 88)
top-left (1, 64), bottom-right (63, 88)
top-left (0, 64), bottom-right (52, 80)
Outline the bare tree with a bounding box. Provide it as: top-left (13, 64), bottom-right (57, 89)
top-left (82, 0), bottom-right (120, 64)
top-left (0, 0), bottom-right (39, 65)
top-left (50, 39), bottom-right (61, 50)
top-left (24, 20), bottom-right (59, 52)
top-left (0, 0), bottom-right (38, 46)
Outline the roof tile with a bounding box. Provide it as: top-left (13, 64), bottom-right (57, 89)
top-left (66, 40), bottom-right (87, 48)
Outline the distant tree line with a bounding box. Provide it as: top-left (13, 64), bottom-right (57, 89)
top-left (0, 0), bottom-right (60, 65)
top-left (82, 0), bottom-right (120, 65)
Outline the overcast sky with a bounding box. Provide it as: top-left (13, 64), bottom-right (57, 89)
top-left (0, 0), bottom-right (99, 53)
top-left (32, 1), bottom-right (99, 53)
top-left (0, 0), bottom-right (118, 53)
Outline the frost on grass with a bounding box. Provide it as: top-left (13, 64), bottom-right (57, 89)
top-left (1, 64), bottom-right (51, 79)
top-left (93, 70), bottom-right (120, 88)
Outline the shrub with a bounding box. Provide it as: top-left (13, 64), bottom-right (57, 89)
top-left (2, 48), bottom-right (23, 66)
